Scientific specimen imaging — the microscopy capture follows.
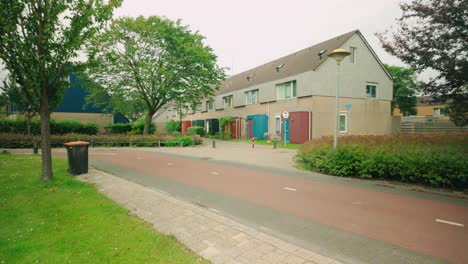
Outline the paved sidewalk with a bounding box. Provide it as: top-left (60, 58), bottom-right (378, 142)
top-left (138, 140), bottom-right (298, 171)
top-left (81, 168), bottom-right (339, 264)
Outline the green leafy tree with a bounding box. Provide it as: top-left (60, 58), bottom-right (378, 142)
top-left (0, 0), bottom-right (121, 181)
top-left (85, 16), bottom-right (226, 135)
top-left (384, 64), bottom-right (417, 116)
top-left (1, 74), bottom-right (38, 135)
top-left (377, 0), bottom-right (467, 126)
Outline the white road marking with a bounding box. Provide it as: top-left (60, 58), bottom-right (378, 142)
top-left (436, 219), bottom-right (465, 227)
top-left (210, 172), bottom-right (219, 175)
top-left (435, 219), bottom-right (464, 227)
top-left (167, 163), bottom-right (173, 166)
top-left (90, 153), bottom-right (116, 155)
top-left (137, 157), bottom-right (142, 160)
top-left (283, 187), bottom-right (297, 192)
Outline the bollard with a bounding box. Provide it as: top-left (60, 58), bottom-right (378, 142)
top-left (158, 141), bottom-right (161, 147)
top-left (273, 140), bottom-right (277, 149)
top-left (212, 140), bottom-right (216, 148)
top-left (252, 137), bottom-right (255, 149)
top-left (180, 141), bottom-right (183, 147)
top-left (90, 139), bottom-right (94, 148)
top-left (192, 138), bottom-right (195, 147)
top-left (130, 140), bottom-right (132, 147)
top-left (33, 143), bottom-right (38, 154)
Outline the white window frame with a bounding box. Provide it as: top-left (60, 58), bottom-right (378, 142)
top-left (274, 113), bottom-right (281, 135)
top-left (245, 90), bottom-right (258, 105)
top-left (350, 47), bottom-right (357, 64)
top-left (339, 112), bottom-right (348, 133)
top-left (366, 83), bottom-right (377, 98)
top-left (433, 108), bottom-right (441, 116)
top-left (276, 80), bottom-right (297, 100)
top-left (223, 96), bottom-right (233, 108)
top-left (206, 100), bottom-right (214, 111)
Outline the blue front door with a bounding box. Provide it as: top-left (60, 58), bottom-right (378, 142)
top-left (283, 118), bottom-right (290, 143)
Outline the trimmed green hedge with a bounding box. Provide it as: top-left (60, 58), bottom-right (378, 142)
top-left (166, 120), bottom-right (180, 133)
top-left (0, 119), bottom-right (98, 135)
top-left (187, 126), bottom-right (204, 136)
top-left (106, 121), bottom-right (155, 135)
top-left (0, 133), bottom-right (201, 148)
top-left (296, 133), bottom-right (468, 189)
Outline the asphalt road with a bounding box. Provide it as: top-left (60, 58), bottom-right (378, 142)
top-left (57, 149), bottom-right (468, 264)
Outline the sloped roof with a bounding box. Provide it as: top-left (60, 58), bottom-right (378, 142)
top-left (215, 30), bottom-right (358, 95)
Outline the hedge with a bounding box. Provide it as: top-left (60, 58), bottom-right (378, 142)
top-left (107, 123), bottom-right (132, 134)
top-left (296, 133), bottom-right (468, 189)
top-left (0, 133), bottom-right (202, 148)
top-left (187, 126), bottom-right (204, 136)
top-left (0, 119), bottom-right (98, 135)
top-left (166, 120), bottom-right (180, 133)
top-left (107, 121), bottom-right (155, 135)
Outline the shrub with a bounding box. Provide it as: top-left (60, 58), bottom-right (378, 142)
top-left (0, 119), bottom-right (97, 135)
top-left (187, 126), bottom-right (204, 136)
top-left (107, 123), bottom-right (132, 134)
top-left (130, 120), bottom-right (155, 135)
top-left (166, 120), bottom-right (181, 133)
top-left (0, 133), bottom-right (201, 148)
top-left (296, 133), bottom-right (468, 189)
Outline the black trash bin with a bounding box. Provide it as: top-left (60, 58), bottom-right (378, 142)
top-left (64, 141), bottom-right (90, 175)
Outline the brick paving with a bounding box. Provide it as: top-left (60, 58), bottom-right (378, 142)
top-left (80, 168), bottom-right (340, 264)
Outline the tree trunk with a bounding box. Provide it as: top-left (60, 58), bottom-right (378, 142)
top-left (143, 110), bottom-right (155, 135)
top-left (40, 90), bottom-right (53, 181)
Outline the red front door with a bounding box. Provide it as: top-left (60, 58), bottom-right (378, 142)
top-left (248, 119), bottom-right (253, 138)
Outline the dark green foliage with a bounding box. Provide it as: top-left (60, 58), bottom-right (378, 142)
top-left (166, 120), bottom-right (181, 133)
top-left (187, 126), bottom-right (204, 136)
top-left (297, 134), bottom-right (468, 189)
top-left (384, 64), bottom-right (417, 116)
top-left (130, 120), bottom-right (155, 135)
top-left (0, 119), bottom-right (98, 135)
top-left (0, 133), bottom-right (201, 148)
top-left (106, 123), bottom-right (133, 134)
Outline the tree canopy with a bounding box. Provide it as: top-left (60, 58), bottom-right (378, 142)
top-left (0, 0), bottom-right (121, 180)
top-left (384, 64), bottom-right (418, 116)
top-left (377, 0), bottom-right (467, 125)
top-left (85, 16), bottom-right (226, 134)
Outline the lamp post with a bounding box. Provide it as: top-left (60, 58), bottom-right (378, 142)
top-left (327, 48), bottom-right (351, 149)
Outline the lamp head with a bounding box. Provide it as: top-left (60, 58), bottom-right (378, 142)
top-left (327, 48), bottom-right (351, 64)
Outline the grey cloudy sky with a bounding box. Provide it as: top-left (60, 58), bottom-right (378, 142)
top-left (114, 0), bottom-right (407, 76)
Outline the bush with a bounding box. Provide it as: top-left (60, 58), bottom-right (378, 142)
top-left (107, 123), bottom-right (132, 134)
top-left (130, 120), bottom-right (155, 135)
top-left (296, 133), bottom-right (468, 189)
top-left (166, 120), bottom-right (181, 133)
top-left (187, 126), bottom-right (204, 136)
top-left (0, 133), bottom-right (202, 148)
top-left (0, 119), bottom-right (97, 135)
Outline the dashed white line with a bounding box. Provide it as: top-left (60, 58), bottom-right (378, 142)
top-left (137, 157), bottom-right (142, 160)
top-left (283, 187), bottom-right (297, 192)
top-left (90, 153), bottom-right (116, 155)
top-left (435, 219), bottom-right (464, 227)
top-left (210, 172), bottom-right (220, 175)
top-left (167, 163), bottom-right (173, 166)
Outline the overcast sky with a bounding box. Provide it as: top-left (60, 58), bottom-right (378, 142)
top-left (114, 0), bottom-right (408, 76)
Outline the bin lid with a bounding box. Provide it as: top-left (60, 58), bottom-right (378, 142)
top-left (64, 141), bottom-right (90, 147)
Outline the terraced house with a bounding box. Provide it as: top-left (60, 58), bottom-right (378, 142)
top-left (154, 30), bottom-right (393, 143)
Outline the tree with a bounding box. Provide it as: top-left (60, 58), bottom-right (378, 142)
top-left (377, 0), bottom-right (467, 125)
top-left (85, 16), bottom-right (226, 135)
top-left (384, 64), bottom-right (418, 116)
top-left (0, 0), bottom-right (121, 181)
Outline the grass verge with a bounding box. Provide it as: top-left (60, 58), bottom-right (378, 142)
top-left (0, 154), bottom-right (208, 263)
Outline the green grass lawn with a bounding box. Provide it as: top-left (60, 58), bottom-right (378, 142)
top-left (0, 154), bottom-right (208, 263)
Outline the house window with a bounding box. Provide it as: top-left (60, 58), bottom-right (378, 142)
top-left (350, 47), bottom-right (357, 64)
top-left (245, 90), bottom-right (258, 105)
top-left (366, 83), bottom-right (377, 98)
top-left (275, 114), bottom-right (281, 135)
top-left (433, 108), bottom-right (447, 116)
top-left (223, 96), bottom-right (233, 108)
top-left (206, 100), bottom-right (214, 111)
top-left (339, 112), bottom-right (347, 133)
top-left (276, 80), bottom-right (297, 100)
top-left (172, 108), bottom-right (177, 117)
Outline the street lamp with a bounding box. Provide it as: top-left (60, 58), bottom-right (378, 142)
top-left (327, 48), bottom-right (351, 149)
